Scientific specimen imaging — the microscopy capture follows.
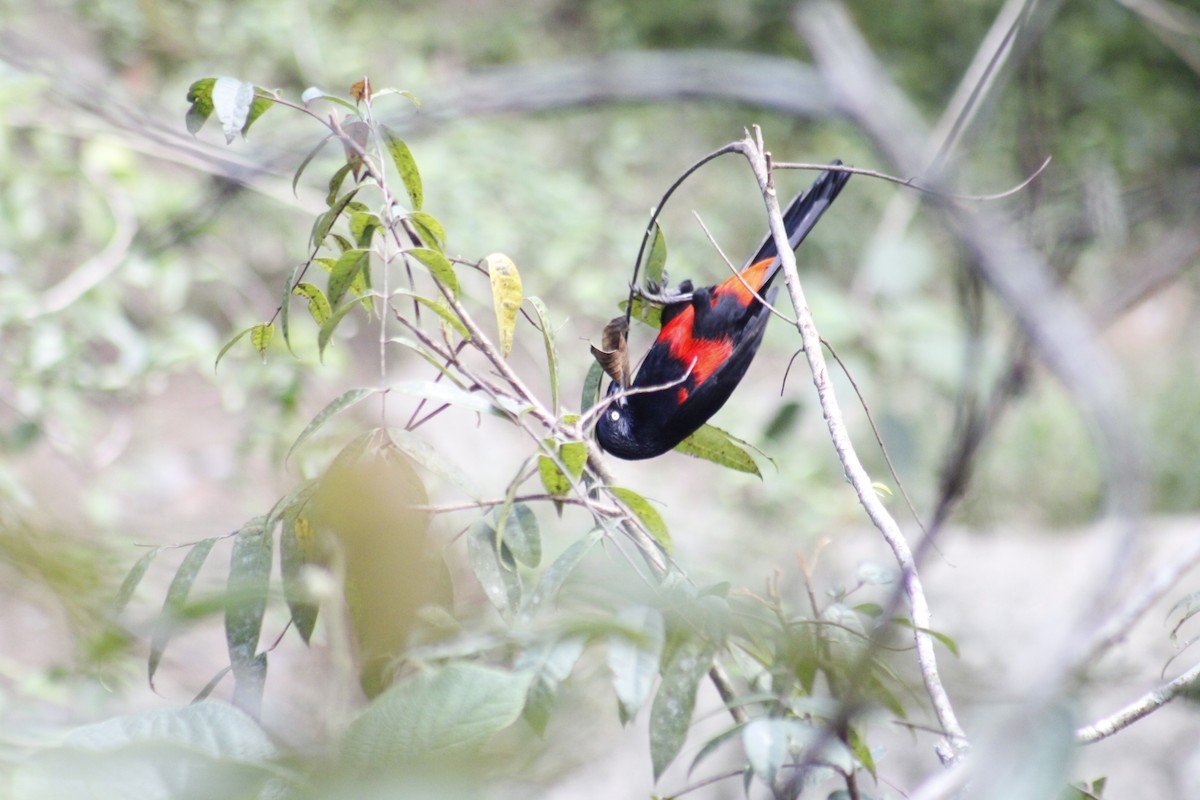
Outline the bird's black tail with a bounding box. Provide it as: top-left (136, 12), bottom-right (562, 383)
top-left (749, 161), bottom-right (851, 275)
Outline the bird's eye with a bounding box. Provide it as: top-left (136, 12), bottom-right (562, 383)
top-left (609, 410), bottom-right (620, 422)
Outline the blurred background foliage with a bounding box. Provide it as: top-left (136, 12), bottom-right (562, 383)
top-left (1, 0), bottom-right (1198, 789)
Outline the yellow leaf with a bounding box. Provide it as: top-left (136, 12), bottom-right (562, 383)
top-left (485, 253), bottom-right (522, 358)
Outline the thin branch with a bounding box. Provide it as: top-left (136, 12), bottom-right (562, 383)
top-left (1075, 658), bottom-right (1200, 743)
top-left (730, 128), bottom-right (968, 761)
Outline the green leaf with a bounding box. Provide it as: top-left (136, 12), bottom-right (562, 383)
top-left (211, 77), bottom-right (255, 144)
top-left (149, 538), bottom-right (217, 688)
top-left (225, 517), bottom-right (273, 715)
top-left (300, 86), bottom-right (359, 113)
top-left (279, 264), bottom-right (303, 355)
top-left (342, 663), bottom-right (531, 767)
top-left (516, 637), bottom-right (585, 736)
top-left (503, 503), bottom-right (541, 569)
top-left (293, 282), bottom-right (332, 327)
top-left (317, 299), bottom-right (362, 359)
top-left (408, 247), bottom-right (458, 297)
top-left (385, 427), bottom-right (479, 498)
top-left (408, 211), bottom-right (446, 251)
top-left (848, 725), bottom-right (877, 779)
top-left (607, 605), bottom-right (665, 723)
top-left (537, 440), bottom-right (587, 498)
top-left (528, 296), bottom-right (559, 412)
top-left (649, 636), bottom-right (715, 780)
top-left (520, 530), bottom-right (601, 624)
top-left (390, 289), bottom-right (469, 340)
top-left (184, 78), bottom-right (216, 135)
top-left (485, 253), bottom-right (522, 359)
top-left (242, 88), bottom-right (273, 138)
top-left (250, 323), bottom-right (273, 358)
top-left (609, 487), bottom-right (671, 552)
top-left (214, 326), bottom-right (254, 371)
top-left (467, 520), bottom-right (521, 617)
top-left (114, 547), bottom-right (162, 615)
top-left (674, 423), bottom-right (762, 476)
top-left (645, 221), bottom-right (668, 289)
top-left (281, 513), bottom-right (319, 644)
top-left (689, 723), bottom-right (747, 777)
top-left (286, 387), bottom-right (378, 463)
top-left (349, 211), bottom-right (382, 248)
top-left (291, 133), bottom-right (335, 196)
top-left (380, 125), bottom-right (423, 210)
top-left (389, 379), bottom-right (502, 416)
top-left (327, 248), bottom-right (369, 308)
top-left (581, 360), bottom-right (604, 416)
top-left (891, 617), bottom-right (960, 657)
top-left (325, 161), bottom-right (356, 207)
top-left (310, 188), bottom-right (360, 249)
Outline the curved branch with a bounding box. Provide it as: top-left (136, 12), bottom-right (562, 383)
top-left (1075, 659), bottom-right (1200, 744)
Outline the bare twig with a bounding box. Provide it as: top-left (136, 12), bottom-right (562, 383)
top-left (1075, 658), bottom-right (1200, 743)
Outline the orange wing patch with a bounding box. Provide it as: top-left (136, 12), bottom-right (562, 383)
top-left (715, 257), bottom-right (774, 306)
top-left (659, 305), bottom-right (733, 388)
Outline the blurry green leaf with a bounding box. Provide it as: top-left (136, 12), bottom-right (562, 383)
top-left (674, 424), bottom-right (762, 476)
top-left (114, 547), bottom-right (162, 615)
top-left (293, 282), bottom-right (332, 327)
top-left (279, 264), bottom-right (303, 355)
top-left (390, 379), bottom-right (500, 415)
top-left (328, 248), bottom-right (369, 308)
top-left (184, 78), bottom-right (215, 135)
top-left (317, 299), bottom-right (361, 359)
top-left (249, 323), bottom-right (273, 358)
top-left (645, 221), bottom-right (668, 289)
top-left (326, 162), bottom-right (356, 207)
top-left (391, 289), bottom-right (469, 340)
top-left (607, 605), bottom-right (665, 723)
top-left (214, 326), bottom-right (255, 371)
top-left (762, 400), bottom-right (801, 442)
top-left (408, 247), bottom-right (458, 297)
top-left (281, 514), bottom-right (319, 644)
top-left (380, 125), bottom-right (423, 210)
top-left (225, 517), bottom-right (272, 715)
top-left (891, 617), bottom-right (960, 657)
top-left (528, 296), bottom-right (559, 412)
top-left (211, 77), bottom-right (255, 144)
top-left (502, 503), bottom-right (541, 568)
top-left (300, 86), bottom-right (358, 112)
top-left (609, 487), bottom-right (671, 552)
top-left (372, 87), bottom-right (422, 109)
top-left (581, 360), bottom-right (604, 416)
top-left (291, 133), bottom-right (335, 196)
top-left (650, 636), bottom-right (715, 780)
top-left (409, 211), bottom-right (446, 250)
top-left (516, 637), bottom-right (585, 736)
top-left (689, 723), bottom-right (746, 777)
top-left (743, 718), bottom-right (793, 789)
top-left (625, 297), bottom-right (663, 328)
top-left (286, 387), bottom-right (378, 463)
top-left (349, 211), bottom-right (382, 248)
top-left (149, 538), bottom-right (217, 689)
top-left (342, 664), bottom-right (531, 767)
top-left (848, 725), bottom-right (877, 779)
top-left (385, 427), bottom-right (479, 498)
top-left (485, 253), bottom-right (522, 358)
top-left (467, 521), bottom-right (520, 617)
top-left (856, 561), bottom-right (896, 586)
top-left (521, 530), bottom-right (601, 623)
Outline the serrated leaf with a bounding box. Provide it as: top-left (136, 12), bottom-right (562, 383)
top-left (390, 289), bottom-right (469, 340)
top-left (211, 77), bottom-right (255, 144)
top-left (317, 299), bottom-right (362, 359)
top-left (408, 247), bottom-right (458, 297)
top-left (645, 221), bottom-right (668, 289)
top-left (328, 248), bottom-right (369, 308)
top-left (149, 538), bottom-right (217, 688)
top-left (484, 253), bottom-right (522, 358)
top-left (608, 605), bottom-right (665, 723)
top-left (609, 487), bottom-right (671, 552)
top-left (649, 636), bottom-right (716, 780)
top-left (287, 387), bottom-right (378, 463)
top-left (114, 547), bottom-right (162, 614)
top-left (293, 282), bottom-right (332, 326)
top-left (342, 663), bottom-right (531, 767)
top-left (281, 513), bottom-right (320, 644)
top-left (250, 323), bottom-right (273, 358)
top-left (467, 521), bottom-right (520, 617)
top-left (185, 78), bottom-right (216, 135)
top-left (380, 124), bottom-right (423, 210)
top-left (408, 211), bottom-right (446, 250)
top-left (214, 326), bottom-right (255, 371)
top-left (674, 423), bottom-right (762, 476)
top-left (528, 296), bottom-right (559, 412)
